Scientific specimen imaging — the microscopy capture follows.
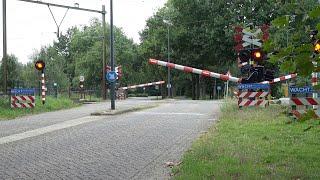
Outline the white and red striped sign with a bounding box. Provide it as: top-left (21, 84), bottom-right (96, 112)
top-left (291, 110), bottom-right (320, 119)
top-left (149, 59), bottom-right (241, 83)
top-left (120, 81), bottom-right (165, 90)
top-left (238, 91), bottom-right (269, 98)
top-left (11, 96), bottom-right (35, 108)
top-left (290, 97), bottom-right (320, 106)
top-left (238, 99), bottom-right (268, 107)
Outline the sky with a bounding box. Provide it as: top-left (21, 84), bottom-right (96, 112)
top-left (0, 0), bottom-right (167, 64)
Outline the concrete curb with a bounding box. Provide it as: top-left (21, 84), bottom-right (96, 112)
top-left (90, 104), bottom-right (159, 116)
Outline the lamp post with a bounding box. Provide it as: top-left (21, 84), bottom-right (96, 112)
top-left (110, 0), bottom-right (116, 110)
top-left (164, 20), bottom-right (172, 98)
top-left (2, 0), bottom-right (7, 94)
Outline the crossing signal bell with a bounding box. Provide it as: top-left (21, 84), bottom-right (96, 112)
top-left (238, 50), bottom-right (250, 63)
top-left (35, 60), bottom-right (45, 71)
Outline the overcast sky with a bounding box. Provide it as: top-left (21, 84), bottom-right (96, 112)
top-left (0, 0), bottom-right (167, 64)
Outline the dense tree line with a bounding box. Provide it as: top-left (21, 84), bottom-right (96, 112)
top-left (1, 0), bottom-right (319, 98)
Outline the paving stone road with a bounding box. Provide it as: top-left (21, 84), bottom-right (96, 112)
top-left (0, 98), bottom-right (221, 179)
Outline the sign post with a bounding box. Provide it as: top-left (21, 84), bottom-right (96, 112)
top-left (53, 83), bottom-right (58, 98)
top-left (217, 86), bottom-right (221, 99)
top-left (79, 75), bottom-right (84, 99)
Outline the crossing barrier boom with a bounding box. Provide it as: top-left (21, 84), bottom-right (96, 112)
top-left (149, 59), bottom-right (297, 84)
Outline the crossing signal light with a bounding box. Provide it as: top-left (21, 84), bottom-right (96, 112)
top-left (314, 40), bottom-right (320, 54)
top-left (251, 48), bottom-right (263, 61)
top-left (35, 60), bottom-right (45, 71)
top-left (238, 50), bottom-right (250, 63)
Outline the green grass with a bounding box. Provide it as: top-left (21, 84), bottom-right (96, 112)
top-left (173, 101), bottom-right (320, 180)
top-left (0, 96), bottom-right (80, 120)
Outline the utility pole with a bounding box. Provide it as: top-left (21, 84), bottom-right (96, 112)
top-left (110, 0), bottom-right (116, 110)
top-left (2, 0), bottom-right (7, 94)
top-left (16, 0), bottom-right (106, 100)
top-left (167, 25), bottom-right (172, 98)
top-left (102, 5), bottom-right (107, 100)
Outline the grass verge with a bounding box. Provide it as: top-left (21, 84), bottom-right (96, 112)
top-left (0, 96), bottom-right (80, 120)
top-left (173, 101), bottom-right (320, 179)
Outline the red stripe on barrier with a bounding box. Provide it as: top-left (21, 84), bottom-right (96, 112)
top-left (20, 96), bottom-right (27, 101)
top-left (243, 92), bottom-right (252, 98)
top-left (220, 75), bottom-right (229, 81)
top-left (21, 103), bottom-right (27, 108)
top-left (279, 76), bottom-right (286, 81)
top-left (201, 70), bottom-right (210, 77)
top-left (292, 110), bottom-right (301, 119)
top-left (256, 91), bottom-right (263, 98)
top-left (312, 77), bottom-right (317, 83)
top-left (184, 67), bottom-right (193, 73)
top-left (28, 103), bottom-right (34, 108)
top-left (256, 100), bottom-right (263, 106)
top-left (149, 59), bottom-right (158, 64)
top-left (244, 100), bottom-right (252, 106)
top-left (238, 99), bottom-right (242, 105)
top-left (291, 98), bottom-right (304, 105)
top-left (306, 97), bottom-right (318, 105)
top-left (28, 96), bottom-right (35, 102)
top-left (167, 63), bottom-right (175, 69)
top-left (12, 96), bottom-right (19, 102)
top-left (11, 103), bottom-right (18, 108)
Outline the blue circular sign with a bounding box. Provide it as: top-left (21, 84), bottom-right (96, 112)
top-left (106, 71), bottom-right (117, 82)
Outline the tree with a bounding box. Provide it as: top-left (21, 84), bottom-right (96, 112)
top-left (0, 55), bottom-right (24, 89)
top-left (139, 0), bottom-right (280, 99)
top-left (266, 0), bottom-right (319, 78)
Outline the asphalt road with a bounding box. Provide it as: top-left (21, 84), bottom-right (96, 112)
top-left (0, 98), bottom-right (221, 179)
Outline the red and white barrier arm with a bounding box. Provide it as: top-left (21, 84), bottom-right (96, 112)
top-left (260, 73), bottom-right (297, 84)
top-left (120, 81), bottom-right (165, 90)
top-left (149, 59), bottom-right (297, 84)
top-left (149, 59), bottom-right (241, 83)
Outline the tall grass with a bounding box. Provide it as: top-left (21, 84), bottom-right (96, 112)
top-left (0, 96), bottom-right (79, 120)
top-left (173, 101), bottom-right (320, 179)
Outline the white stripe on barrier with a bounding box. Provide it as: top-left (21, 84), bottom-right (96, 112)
top-left (120, 81), bottom-right (165, 90)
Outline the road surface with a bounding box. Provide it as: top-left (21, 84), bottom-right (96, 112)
top-left (0, 98), bottom-right (221, 179)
